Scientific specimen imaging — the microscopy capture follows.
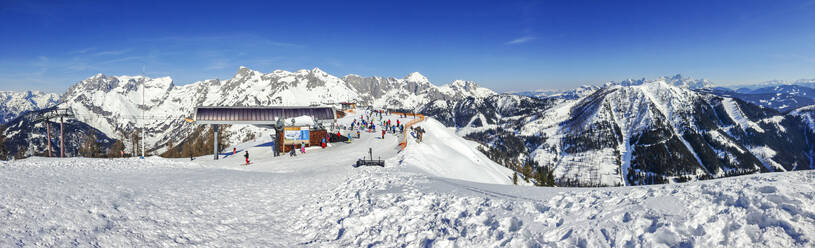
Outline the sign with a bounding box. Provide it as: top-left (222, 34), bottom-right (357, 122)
top-left (284, 126), bottom-right (310, 145)
top-left (300, 127), bottom-right (309, 141)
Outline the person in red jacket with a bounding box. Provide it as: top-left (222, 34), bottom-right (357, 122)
top-left (381, 129), bottom-right (386, 139)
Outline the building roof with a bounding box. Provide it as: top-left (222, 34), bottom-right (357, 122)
top-left (194, 106), bottom-right (335, 125)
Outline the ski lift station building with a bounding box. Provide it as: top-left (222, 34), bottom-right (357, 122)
top-left (339, 102), bottom-right (357, 111)
top-left (194, 106), bottom-right (337, 159)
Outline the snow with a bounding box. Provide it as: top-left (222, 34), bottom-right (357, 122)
top-left (438, 80), bottom-right (497, 99)
top-left (0, 90), bottom-right (60, 124)
top-left (281, 115), bottom-right (315, 126)
top-left (3, 142), bottom-right (815, 246)
top-left (53, 66), bottom-right (498, 155)
top-left (761, 115), bottom-right (787, 133)
top-left (1, 110), bottom-right (814, 246)
top-left (722, 98), bottom-right (765, 133)
top-left (750, 146), bottom-right (784, 172)
top-left (404, 72), bottom-right (429, 83)
top-left (791, 105), bottom-right (815, 133)
top-left (393, 118), bottom-right (516, 185)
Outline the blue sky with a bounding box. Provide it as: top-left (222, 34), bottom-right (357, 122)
top-left (1, 0), bottom-right (814, 93)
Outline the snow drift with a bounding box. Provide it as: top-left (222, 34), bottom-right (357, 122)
top-left (393, 117), bottom-right (515, 185)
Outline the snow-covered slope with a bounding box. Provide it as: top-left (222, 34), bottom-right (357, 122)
top-left (705, 85), bottom-right (815, 112)
top-left (2, 146), bottom-right (814, 246)
top-left (425, 77), bottom-right (813, 186)
top-left (6, 69), bottom-right (813, 187)
top-left (791, 105), bottom-right (815, 134)
top-left (394, 118), bottom-right (515, 185)
top-left (0, 90), bottom-right (59, 124)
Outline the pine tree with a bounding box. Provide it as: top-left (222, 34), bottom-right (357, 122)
top-left (181, 139), bottom-right (193, 158)
top-left (80, 128), bottom-right (98, 157)
top-left (131, 131), bottom-right (141, 157)
top-left (0, 127), bottom-right (7, 160)
top-left (163, 139), bottom-right (177, 157)
top-left (108, 140), bottom-right (124, 158)
top-left (533, 164), bottom-right (555, 187)
top-left (14, 146), bottom-right (26, 160)
top-left (521, 164), bottom-right (532, 183)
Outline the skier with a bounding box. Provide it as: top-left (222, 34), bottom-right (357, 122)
top-left (289, 146), bottom-right (297, 157)
top-left (381, 129), bottom-right (386, 139)
top-left (244, 151), bottom-right (250, 165)
top-left (233, 147), bottom-right (236, 155)
top-left (300, 142), bottom-right (306, 154)
top-left (321, 137), bottom-right (326, 148)
top-left (357, 130), bottom-right (361, 139)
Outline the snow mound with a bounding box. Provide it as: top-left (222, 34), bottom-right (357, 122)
top-left (393, 118), bottom-right (515, 185)
top-left (282, 115), bottom-right (315, 126)
top-left (296, 163), bottom-right (815, 247)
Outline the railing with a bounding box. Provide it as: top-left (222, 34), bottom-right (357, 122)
top-left (398, 114), bottom-right (425, 150)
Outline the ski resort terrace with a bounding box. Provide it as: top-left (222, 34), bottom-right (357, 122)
top-left (193, 106), bottom-right (337, 159)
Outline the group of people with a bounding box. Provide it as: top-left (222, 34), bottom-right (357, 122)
top-left (350, 110), bottom-right (408, 139)
top-left (288, 142), bottom-right (307, 157)
top-left (236, 109), bottom-right (416, 165)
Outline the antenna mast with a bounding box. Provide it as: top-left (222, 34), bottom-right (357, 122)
top-left (140, 67), bottom-right (146, 159)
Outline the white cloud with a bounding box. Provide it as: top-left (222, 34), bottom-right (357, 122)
top-left (93, 49), bottom-right (132, 56)
top-left (505, 36), bottom-right (536, 45)
top-left (70, 47), bottom-right (96, 54)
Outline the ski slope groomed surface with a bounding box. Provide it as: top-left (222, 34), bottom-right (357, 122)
top-left (2, 113), bottom-right (815, 247)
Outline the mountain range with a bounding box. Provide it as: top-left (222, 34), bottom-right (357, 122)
top-left (1, 67), bottom-right (813, 186)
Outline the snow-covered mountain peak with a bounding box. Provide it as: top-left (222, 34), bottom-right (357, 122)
top-left (449, 79), bottom-right (470, 87)
top-left (604, 74), bottom-right (712, 89)
top-left (0, 90), bottom-right (60, 124)
top-left (405, 72), bottom-right (430, 84)
top-left (235, 66), bottom-right (261, 78)
top-left (439, 80), bottom-right (497, 99)
top-left (660, 74), bottom-right (713, 89)
top-left (310, 67), bottom-right (328, 75)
